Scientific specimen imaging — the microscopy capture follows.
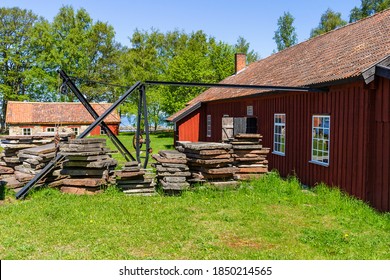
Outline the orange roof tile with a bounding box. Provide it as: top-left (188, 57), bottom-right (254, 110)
top-left (6, 101), bottom-right (121, 125)
top-left (168, 9), bottom-right (390, 122)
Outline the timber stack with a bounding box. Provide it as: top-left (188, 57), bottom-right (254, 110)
top-left (58, 138), bottom-right (117, 194)
top-left (229, 134), bottom-right (269, 180)
top-left (152, 150), bottom-right (190, 193)
top-left (177, 142), bottom-right (239, 188)
top-left (114, 161), bottom-right (156, 196)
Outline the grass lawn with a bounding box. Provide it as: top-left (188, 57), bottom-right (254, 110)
top-left (93, 131), bottom-right (175, 168)
top-left (0, 172), bottom-right (389, 260)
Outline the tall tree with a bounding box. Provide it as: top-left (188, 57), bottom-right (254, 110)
top-left (234, 36), bottom-right (259, 63)
top-left (0, 7), bottom-right (41, 130)
top-left (349, 0), bottom-right (390, 22)
top-left (36, 6), bottom-right (121, 103)
top-left (273, 12), bottom-right (298, 52)
top-left (310, 9), bottom-right (347, 38)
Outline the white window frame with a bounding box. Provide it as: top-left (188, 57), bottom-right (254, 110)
top-left (247, 105), bottom-right (253, 116)
top-left (273, 113), bottom-right (286, 156)
top-left (206, 115), bottom-right (211, 137)
top-left (311, 115), bottom-right (330, 166)
top-left (22, 128), bottom-right (32, 136)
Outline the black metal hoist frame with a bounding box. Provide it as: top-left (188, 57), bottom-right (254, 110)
top-left (15, 70), bottom-right (326, 199)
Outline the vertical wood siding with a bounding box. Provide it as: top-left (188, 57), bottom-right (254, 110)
top-left (177, 81), bottom-right (390, 210)
top-left (369, 77), bottom-right (390, 211)
top-left (176, 109), bottom-right (201, 142)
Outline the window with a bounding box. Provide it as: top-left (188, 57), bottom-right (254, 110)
top-left (311, 115), bottom-right (330, 166)
top-left (22, 128), bottom-right (31, 136)
top-left (247, 105), bottom-right (253, 116)
top-left (273, 114), bottom-right (285, 155)
top-left (46, 127), bottom-right (55, 132)
top-left (206, 115), bottom-right (211, 137)
top-left (71, 127), bottom-right (79, 136)
top-left (100, 127), bottom-right (106, 135)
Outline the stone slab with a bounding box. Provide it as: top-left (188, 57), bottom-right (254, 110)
top-left (152, 154), bottom-right (187, 164)
top-left (158, 150), bottom-right (186, 159)
top-left (62, 178), bottom-right (106, 187)
top-left (180, 142), bottom-right (232, 151)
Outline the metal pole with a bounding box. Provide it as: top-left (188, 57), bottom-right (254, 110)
top-left (58, 70), bottom-right (135, 161)
top-left (16, 80), bottom-right (142, 199)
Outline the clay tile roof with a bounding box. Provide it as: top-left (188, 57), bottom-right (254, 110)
top-left (168, 9), bottom-right (390, 122)
top-left (5, 101), bottom-right (121, 125)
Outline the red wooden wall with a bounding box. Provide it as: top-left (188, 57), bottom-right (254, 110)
top-left (177, 80), bottom-right (390, 211)
top-left (176, 109), bottom-right (201, 142)
top-left (90, 124), bottom-right (119, 136)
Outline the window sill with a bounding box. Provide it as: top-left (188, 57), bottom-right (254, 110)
top-left (309, 160), bottom-right (329, 167)
top-left (272, 151), bottom-right (285, 156)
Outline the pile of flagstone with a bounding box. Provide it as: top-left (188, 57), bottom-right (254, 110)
top-left (229, 134), bottom-right (270, 180)
top-left (58, 138), bottom-right (117, 194)
top-left (114, 161), bottom-right (156, 196)
top-left (177, 142), bottom-right (239, 188)
top-left (152, 150), bottom-right (190, 193)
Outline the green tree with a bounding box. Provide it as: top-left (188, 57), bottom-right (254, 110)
top-left (273, 12), bottom-right (298, 52)
top-left (36, 6), bottom-right (121, 103)
top-left (0, 7), bottom-right (42, 130)
top-left (310, 9), bottom-right (347, 38)
top-left (234, 36), bottom-right (259, 63)
top-left (349, 0), bottom-right (390, 22)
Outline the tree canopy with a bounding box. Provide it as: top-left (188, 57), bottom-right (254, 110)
top-left (349, 0), bottom-right (390, 22)
top-left (273, 12), bottom-right (298, 52)
top-left (310, 9), bottom-right (347, 38)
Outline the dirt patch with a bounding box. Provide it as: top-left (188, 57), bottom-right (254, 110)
top-left (221, 234), bottom-right (275, 250)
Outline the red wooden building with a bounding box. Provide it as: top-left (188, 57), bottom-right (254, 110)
top-left (168, 10), bottom-right (390, 212)
top-left (6, 101), bottom-right (120, 136)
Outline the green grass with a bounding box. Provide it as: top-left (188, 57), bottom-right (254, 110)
top-left (0, 172), bottom-right (389, 260)
top-left (93, 131), bottom-right (175, 167)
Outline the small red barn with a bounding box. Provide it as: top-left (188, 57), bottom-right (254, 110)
top-left (6, 101), bottom-right (120, 136)
top-left (168, 10), bottom-right (390, 212)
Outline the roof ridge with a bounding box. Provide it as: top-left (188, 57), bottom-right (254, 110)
top-left (7, 101), bottom-right (112, 105)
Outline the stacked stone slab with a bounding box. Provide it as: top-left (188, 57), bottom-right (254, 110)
top-left (58, 138), bottom-right (117, 194)
top-left (0, 134), bottom-right (72, 191)
top-left (152, 150), bottom-right (190, 193)
top-left (114, 161), bottom-right (156, 196)
top-left (177, 142), bottom-right (239, 188)
top-left (0, 135), bottom-right (55, 176)
top-left (230, 134), bottom-right (270, 180)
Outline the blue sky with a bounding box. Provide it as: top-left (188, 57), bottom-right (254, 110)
top-left (2, 0), bottom-right (361, 57)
